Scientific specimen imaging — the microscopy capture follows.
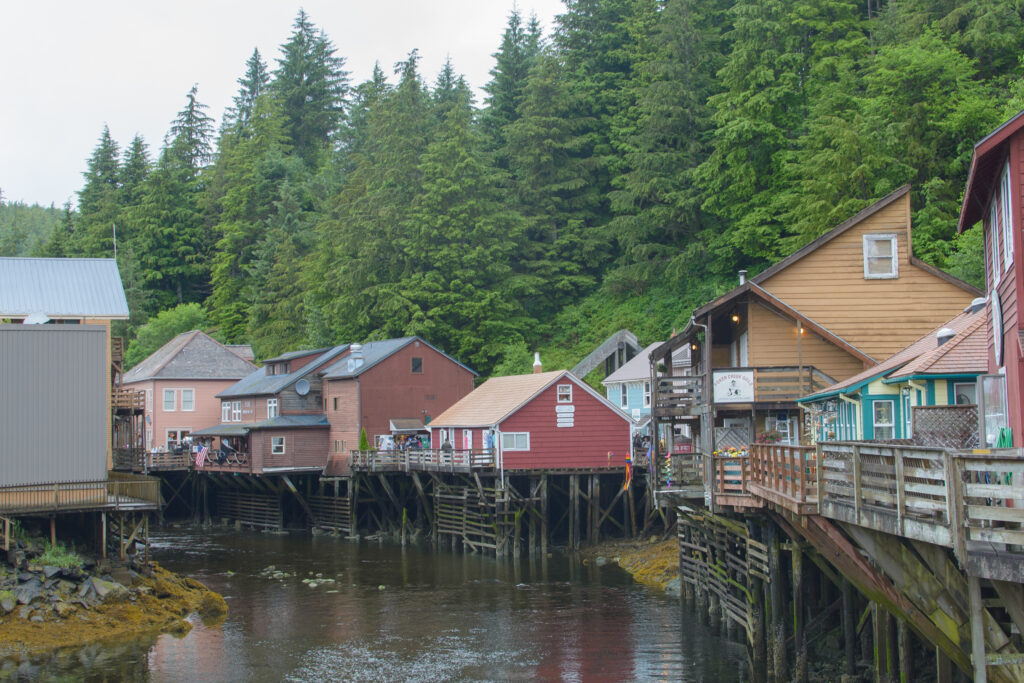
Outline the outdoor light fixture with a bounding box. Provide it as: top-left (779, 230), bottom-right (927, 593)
top-left (691, 343), bottom-right (699, 351)
top-left (731, 312), bottom-right (740, 323)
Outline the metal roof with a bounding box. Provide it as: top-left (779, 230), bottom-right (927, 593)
top-left (320, 336), bottom-right (476, 379)
top-left (0, 257), bottom-right (129, 319)
top-left (122, 330), bottom-right (256, 382)
top-left (603, 342), bottom-right (662, 384)
top-left (249, 415), bottom-right (329, 429)
top-left (190, 423), bottom-right (252, 437)
top-left (218, 345), bottom-right (349, 398)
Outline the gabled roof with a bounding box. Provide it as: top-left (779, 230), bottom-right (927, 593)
top-left (800, 304), bottom-right (986, 402)
top-left (959, 109), bottom-right (1024, 231)
top-left (431, 370), bottom-right (631, 428)
top-left (225, 344), bottom-right (255, 363)
top-left (0, 257), bottom-right (129, 319)
top-left (264, 347), bottom-right (332, 363)
top-left (122, 330), bottom-right (256, 382)
top-left (320, 336), bottom-right (476, 379)
top-left (603, 342), bottom-right (661, 384)
top-left (219, 345), bottom-right (350, 398)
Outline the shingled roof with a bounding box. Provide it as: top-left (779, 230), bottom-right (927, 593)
top-left (122, 330), bottom-right (256, 382)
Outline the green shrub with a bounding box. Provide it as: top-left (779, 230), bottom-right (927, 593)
top-left (38, 541), bottom-right (83, 569)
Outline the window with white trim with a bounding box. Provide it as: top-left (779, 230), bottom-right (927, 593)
top-left (267, 398), bottom-right (279, 419)
top-left (863, 234), bottom-right (898, 279)
top-left (181, 389), bottom-right (195, 411)
top-left (222, 401), bottom-right (230, 422)
top-left (501, 432), bottom-right (530, 450)
top-left (231, 401), bottom-right (241, 422)
top-left (873, 400), bottom-right (895, 440)
top-left (643, 381), bottom-right (651, 408)
top-left (619, 384), bottom-right (628, 408)
top-left (954, 382), bottom-right (977, 405)
top-left (557, 384), bottom-right (572, 403)
top-left (163, 389), bottom-right (176, 411)
top-left (272, 436), bottom-right (286, 454)
top-left (1001, 161), bottom-right (1013, 269)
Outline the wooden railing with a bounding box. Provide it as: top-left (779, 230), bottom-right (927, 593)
top-left (653, 375), bottom-right (703, 416)
top-left (111, 336), bottom-right (124, 365)
top-left (752, 366), bottom-right (834, 402)
top-left (654, 452), bottom-right (704, 490)
top-left (0, 474), bottom-right (160, 513)
top-left (111, 388), bottom-right (145, 411)
top-left (712, 454), bottom-right (751, 497)
top-left (749, 443), bottom-right (818, 508)
top-left (818, 442), bottom-right (953, 546)
top-left (956, 451), bottom-right (1024, 557)
top-left (196, 451), bottom-right (253, 473)
top-left (349, 449), bottom-right (497, 473)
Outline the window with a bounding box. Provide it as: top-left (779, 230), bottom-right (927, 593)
top-left (334, 439), bottom-right (344, 453)
top-left (411, 357), bottom-right (423, 373)
top-left (501, 432), bottom-right (530, 450)
top-left (979, 374), bottom-right (1009, 448)
top-left (222, 401), bottom-right (230, 422)
top-left (271, 437), bottom-right (286, 455)
top-left (619, 384), bottom-right (628, 408)
top-left (873, 400), bottom-right (895, 440)
top-left (333, 397), bottom-right (339, 410)
top-left (988, 161), bottom-right (1014, 286)
top-left (863, 234), bottom-right (898, 279)
top-left (954, 382), bottom-right (977, 405)
top-left (1001, 161), bottom-right (1013, 269)
top-left (267, 398), bottom-right (279, 419)
top-left (163, 389), bottom-right (176, 411)
top-left (643, 381), bottom-right (652, 408)
top-left (557, 384), bottom-right (573, 403)
top-left (181, 389), bottom-right (194, 411)
top-left (231, 401), bottom-right (241, 422)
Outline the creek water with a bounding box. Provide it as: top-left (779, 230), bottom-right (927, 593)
top-left (18, 528), bottom-right (747, 681)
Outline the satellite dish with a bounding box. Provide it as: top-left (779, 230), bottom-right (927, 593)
top-left (295, 379), bottom-right (311, 396)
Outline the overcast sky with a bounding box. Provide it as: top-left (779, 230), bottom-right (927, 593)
top-left (0, 1), bottom-right (566, 208)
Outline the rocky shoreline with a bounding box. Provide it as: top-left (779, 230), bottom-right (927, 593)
top-left (582, 536), bottom-right (681, 594)
top-left (0, 538), bottom-right (227, 668)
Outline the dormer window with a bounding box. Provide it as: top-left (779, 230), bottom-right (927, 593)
top-left (863, 234), bottom-right (898, 279)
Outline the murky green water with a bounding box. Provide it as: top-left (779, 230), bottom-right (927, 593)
top-left (11, 529), bottom-right (746, 681)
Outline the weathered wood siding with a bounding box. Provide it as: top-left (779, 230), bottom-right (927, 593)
top-left (758, 193), bottom-right (975, 360)
top-left (324, 379), bottom-right (361, 474)
top-left (249, 427), bottom-right (329, 470)
top-left (499, 380), bottom-right (631, 470)
top-left (280, 377), bottom-right (323, 414)
top-left (746, 301), bottom-right (866, 382)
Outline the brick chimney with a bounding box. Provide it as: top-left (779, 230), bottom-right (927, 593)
top-left (533, 352), bottom-right (542, 374)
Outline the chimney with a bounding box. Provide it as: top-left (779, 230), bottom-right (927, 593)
top-left (348, 343), bottom-right (364, 372)
top-left (936, 328), bottom-right (955, 346)
top-left (533, 352), bottom-right (543, 374)
top-left (738, 270), bottom-right (747, 285)
top-left (970, 297), bottom-right (986, 314)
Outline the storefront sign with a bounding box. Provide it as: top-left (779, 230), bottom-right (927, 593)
top-left (712, 370), bottom-right (755, 403)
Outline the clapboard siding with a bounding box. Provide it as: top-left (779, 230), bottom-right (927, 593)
top-left (746, 302), bottom-right (865, 381)
top-left (325, 379), bottom-right (361, 473)
top-left (499, 381), bottom-right (631, 470)
top-left (250, 427), bottom-right (329, 470)
top-left (760, 194), bottom-right (975, 360)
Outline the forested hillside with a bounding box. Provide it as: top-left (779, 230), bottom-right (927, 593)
top-left (0, 198), bottom-right (61, 256)
top-left (29, 1), bottom-right (1024, 374)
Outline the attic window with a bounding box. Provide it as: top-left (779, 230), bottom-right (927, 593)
top-left (863, 234), bottom-right (898, 279)
top-left (557, 384), bottom-right (573, 403)
top-left (412, 357), bottom-right (423, 373)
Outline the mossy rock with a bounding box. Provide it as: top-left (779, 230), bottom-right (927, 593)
top-left (198, 591), bottom-right (228, 623)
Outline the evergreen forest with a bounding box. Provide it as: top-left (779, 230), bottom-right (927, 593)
top-left (3, 1), bottom-right (1022, 376)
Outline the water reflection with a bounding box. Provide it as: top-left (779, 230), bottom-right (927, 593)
top-left (8, 529), bottom-right (747, 681)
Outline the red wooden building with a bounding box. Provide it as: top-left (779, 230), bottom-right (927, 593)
top-left (429, 369), bottom-right (632, 471)
top-left (959, 109), bottom-right (1024, 446)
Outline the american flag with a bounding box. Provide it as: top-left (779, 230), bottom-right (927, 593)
top-left (195, 444), bottom-right (209, 468)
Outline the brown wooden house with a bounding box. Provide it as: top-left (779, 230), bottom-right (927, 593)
top-left (651, 186), bottom-right (981, 467)
top-left (321, 337), bottom-right (477, 475)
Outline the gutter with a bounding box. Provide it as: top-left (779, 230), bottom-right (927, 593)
top-left (882, 373), bottom-right (979, 384)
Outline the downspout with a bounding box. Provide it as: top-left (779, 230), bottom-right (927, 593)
top-left (494, 424), bottom-right (504, 490)
top-left (839, 394), bottom-right (859, 440)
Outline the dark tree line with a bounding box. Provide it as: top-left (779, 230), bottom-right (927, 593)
top-left (10, 1), bottom-right (1023, 374)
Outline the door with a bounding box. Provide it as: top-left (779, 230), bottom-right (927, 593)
top-left (463, 429), bottom-right (473, 450)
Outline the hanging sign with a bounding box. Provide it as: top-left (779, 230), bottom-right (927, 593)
top-left (712, 370), bottom-right (755, 403)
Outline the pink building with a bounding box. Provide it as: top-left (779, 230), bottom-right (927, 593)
top-left (121, 330), bottom-right (256, 451)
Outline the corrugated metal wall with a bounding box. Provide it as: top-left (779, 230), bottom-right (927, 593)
top-left (0, 324), bottom-right (108, 486)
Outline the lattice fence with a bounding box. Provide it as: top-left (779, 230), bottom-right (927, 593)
top-left (912, 405), bottom-right (978, 449)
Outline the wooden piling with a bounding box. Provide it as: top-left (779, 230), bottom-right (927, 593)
top-left (793, 544), bottom-right (806, 683)
top-left (897, 620), bottom-right (911, 683)
top-left (768, 524), bottom-right (788, 680)
top-left (842, 579), bottom-right (856, 676)
top-left (540, 474), bottom-right (548, 555)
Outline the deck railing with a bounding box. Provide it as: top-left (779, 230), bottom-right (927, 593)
top-left (751, 367), bottom-right (834, 402)
top-left (195, 451), bottom-right (253, 473)
top-left (350, 448), bottom-right (497, 473)
top-left (653, 375), bottom-right (703, 416)
top-left (955, 451), bottom-right (1024, 557)
top-left (0, 474), bottom-right (160, 513)
top-left (111, 389), bottom-right (145, 411)
top-left (712, 454), bottom-right (751, 497)
top-left (749, 443), bottom-right (818, 506)
top-left (654, 452), bottom-right (704, 490)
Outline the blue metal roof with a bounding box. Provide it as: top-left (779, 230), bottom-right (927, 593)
top-left (218, 345), bottom-right (349, 398)
top-left (249, 415), bottom-right (329, 429)
top-left (0, 258), bottom-right (129, 319)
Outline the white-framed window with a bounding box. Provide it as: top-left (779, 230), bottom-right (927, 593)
top-left (863, 234), bottom-right (898, 279)
top-left (231, 401), bottom-right (241, 422)
top-left (501, 432), bottom-right (530, 450)
top-left (619, 384), bottom-right (628, 408)
top-left (181, 388), bottom-right (195, 411)
top-left (163, 389), bottom-right (176, 411)
top-left (873, 400), bottom-right (895, 440)
top-left (643, 381), bottom-right (651, 408)
top-left (557, 384), bottom-right (573, 403)
top-left (1001, 161), bottom-right (1013, 269)
top-left (267, 398), bottom-right (279, 419)
top-left (954, 381), bottom-right (977, 405)
top-left (222, 401), bottom-right (230, 422)
top-left (271, 436), bottom-right (286, 454)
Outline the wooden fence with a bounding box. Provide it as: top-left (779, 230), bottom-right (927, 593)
top-left (653, 375), bottom-right (703, 417)
top-left (0, 474), bottom-right (160, 514)
top-left (349, 449), bottom-right (497, 473)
